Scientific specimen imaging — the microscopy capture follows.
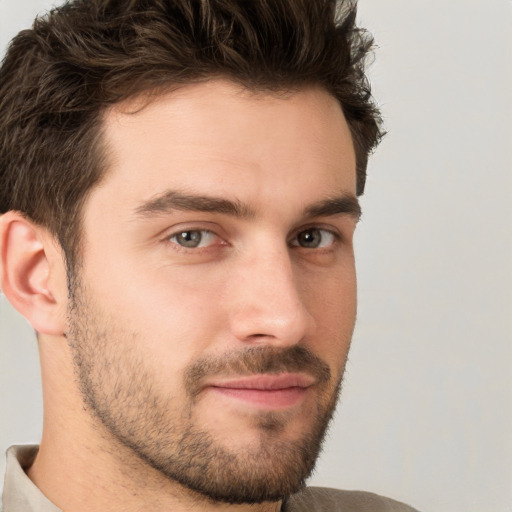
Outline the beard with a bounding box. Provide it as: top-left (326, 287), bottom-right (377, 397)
top-left (66, 276), bottom-right (347, 505)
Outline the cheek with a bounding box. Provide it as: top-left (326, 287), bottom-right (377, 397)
top-left (303, 252), bottom-right (356, 315)
top-left (302, 263), bottom-right (356, 363)
top-left (79, 255), bottom-right (227, 387)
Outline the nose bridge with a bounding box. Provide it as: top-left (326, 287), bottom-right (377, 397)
top-left (227, 242), bottom-right (313, 345)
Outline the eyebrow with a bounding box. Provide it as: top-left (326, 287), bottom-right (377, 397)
top-left (304, 195), bottom-right (361, 221)
top-left (135, 190), bottom-right (254, 218)
top-left (134, 190), bottom-right (361, 221)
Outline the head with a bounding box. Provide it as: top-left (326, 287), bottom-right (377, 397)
top-left (0, 0), bottom-right (383, 506)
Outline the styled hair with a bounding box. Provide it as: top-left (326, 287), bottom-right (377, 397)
top-left (0, 0), bottom-right (383, 268)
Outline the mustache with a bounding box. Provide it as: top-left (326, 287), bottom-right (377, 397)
top-left (185, 345), bottom-right (331, 398)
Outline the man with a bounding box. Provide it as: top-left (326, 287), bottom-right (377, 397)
top-left (0, 1), bottom-right (418, 511)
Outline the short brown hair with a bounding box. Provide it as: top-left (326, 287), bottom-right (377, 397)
top-left (0, 0), bottom-right (383, 269)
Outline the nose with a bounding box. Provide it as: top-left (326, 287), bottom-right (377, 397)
top-left (226, 245), bottom-right (315, 347)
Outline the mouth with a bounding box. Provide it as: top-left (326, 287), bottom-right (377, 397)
top-left (204, 373), bottom-right (316, 409)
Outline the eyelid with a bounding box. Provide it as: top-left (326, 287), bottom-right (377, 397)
top-left (161, 221), bottom-right (223, 239)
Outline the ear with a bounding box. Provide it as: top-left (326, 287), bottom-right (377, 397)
top-left (0, 211), bottom-right (68, 335)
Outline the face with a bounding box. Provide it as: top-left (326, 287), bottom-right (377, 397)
top-left (66, 80), bottom-right (359, 504)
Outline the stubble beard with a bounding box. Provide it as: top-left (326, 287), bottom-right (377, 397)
top-left (66, 276), bottom-right (347, 504)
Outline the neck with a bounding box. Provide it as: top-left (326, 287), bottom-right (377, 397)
top-left (28, 446), bottom-right (283, 512)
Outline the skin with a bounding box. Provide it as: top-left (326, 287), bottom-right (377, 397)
top-left (0, 80), bottom-right (358, 512)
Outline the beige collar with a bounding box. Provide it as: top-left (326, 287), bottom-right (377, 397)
top-left (2, 445), bottom-right (61, 512)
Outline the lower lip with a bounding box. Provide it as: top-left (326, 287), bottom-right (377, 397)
top-left (208, 386), bottom-right (308, 409)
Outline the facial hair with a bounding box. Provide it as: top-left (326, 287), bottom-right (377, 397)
top-left (66, 277), bottom-right (347, 504)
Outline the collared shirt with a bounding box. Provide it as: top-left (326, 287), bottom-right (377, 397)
top-left (2, 445), bottom-right (419, 512)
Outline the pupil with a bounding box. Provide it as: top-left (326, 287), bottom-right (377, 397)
top-left (178, 231), bottom-right (201, 247)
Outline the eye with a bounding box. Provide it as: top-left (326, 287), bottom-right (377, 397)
top-left (168, 229), bottom-right (220, 249)
top-left (291, 228), bottom-right (337, 249)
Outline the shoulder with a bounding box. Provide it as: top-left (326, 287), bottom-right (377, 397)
top-left (285, 486), bottom-right (420, 512)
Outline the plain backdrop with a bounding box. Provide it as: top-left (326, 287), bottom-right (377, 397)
top-left (1, 1), bottom-right (511, 511)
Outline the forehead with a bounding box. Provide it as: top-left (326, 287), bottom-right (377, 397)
top-left (93, 80), bottom-right (356, 215)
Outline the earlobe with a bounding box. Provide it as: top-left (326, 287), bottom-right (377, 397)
top-left (0, 212), bottom-right (67, 336)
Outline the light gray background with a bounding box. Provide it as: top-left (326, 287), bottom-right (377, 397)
top-left (1, 1), bottom-right (511, 511)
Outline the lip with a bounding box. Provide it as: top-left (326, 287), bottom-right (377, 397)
top-left (204, 373), bottom-right (316, 409)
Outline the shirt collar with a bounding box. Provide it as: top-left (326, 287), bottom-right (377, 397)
top-left (2, 445), bottom-right (61, 512)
